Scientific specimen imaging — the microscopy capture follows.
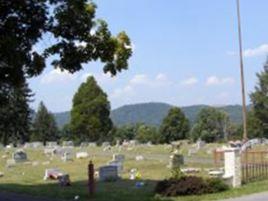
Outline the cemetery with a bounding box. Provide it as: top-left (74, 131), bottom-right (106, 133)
top-left (2, 0), bottom-right (268, 201)
top-left (0, 140), bottom-right (268, 201)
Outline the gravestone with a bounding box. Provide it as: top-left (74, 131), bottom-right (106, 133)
top-left (24, 143), bottom-right (32, 149)
top-left (62, 141), bottom-right (74, 147)
top-left (44, 168), bottom-right (62, 180)
top-left (112, 154), bottom-right (125, 163)
top-left (115, 140), bottom-right (120, 147)
top-left (135, 155), bottom-right (144, 161)
top-left (108, 160), bottom-right (123, 174)
top-left (76, 152), bottom-right (89, 159)
top-left (6, 144), bottom-right (14, 149)
top-left (54, 147), bottom-right (73, 157)
top-left (168, 154), bottom-right (184, 169)
top-left (62, 152), bottom-right (73, 162)
top-left (103, 145), bottom-right (111, 151)
top-left (88, 142), bottom-right (97, 147)
top-left (46, 141), bottom-right (58, 148)
top-left (196, 139), bottom-right (206, 150)
top-left (80, 142), bottom-right (88, 148)
top-left (32, 142), bottom-right (43, 148)
top-left (12, 150), bottom-right (27, 163)
top-left (129, 140), bottom-right (138, 146)
top-left (58, 174), bottom-right (71, 186)
top-left (44, 148), bottom-right (56, 156)
top-left (99, 165), bottom-right (118, 181)
top-left (102, 142), bottom-right (110, 147)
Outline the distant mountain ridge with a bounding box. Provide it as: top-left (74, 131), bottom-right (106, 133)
top-left (52, 102), bottom-right (246, 128)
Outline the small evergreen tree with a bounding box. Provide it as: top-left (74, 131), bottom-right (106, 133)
top-left (32, 102), bottom-right (58, 144)
top-left (70, 76), bottom-right (113, 142)
top-left (159, 107), bottom-right (190, 143)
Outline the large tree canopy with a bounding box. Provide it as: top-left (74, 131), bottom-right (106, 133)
top-left (70, 76), bottom-right (113, 142)
top-left (250, 58), bottom-right (268, 137)
top-left (159, 107), bottom-right (190, 143)
top-left (190, 107), bottom-right (229, 142)
top-left (0, 0), bottom-right (132, 87)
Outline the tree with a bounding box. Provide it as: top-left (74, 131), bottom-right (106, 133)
top-left (1, 0), bottom-right (132, 88)
top-left (190, 107), bottom-right (229, 142)
top-left (70, 76), bottom-right (113, 142)
top-left (114, 124), bottom-right (137, 141)
top-left (32, 102), bottom-right (58, 144)
top-left (250, 57), bottom-right (268, 137)
top-left (0, 79), bottom-right (32, 145)
top-left (159, 107), bottom-right (190, 143)
top-left (135, 125), bottom-right (161, 144)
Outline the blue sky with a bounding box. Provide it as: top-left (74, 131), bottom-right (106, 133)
top-left (29, 0), bottom-right (268, 112)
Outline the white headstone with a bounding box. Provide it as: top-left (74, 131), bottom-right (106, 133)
top-left (76, 152), bottom-right (89, 159)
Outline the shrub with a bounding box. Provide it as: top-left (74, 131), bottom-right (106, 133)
top-left (207, 178), bottom-right (229, 193)
top-left (155, 176), bottom-right (229, 197)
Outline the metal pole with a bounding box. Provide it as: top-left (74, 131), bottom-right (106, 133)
top-left (236, 0), bottom-right (248, 141)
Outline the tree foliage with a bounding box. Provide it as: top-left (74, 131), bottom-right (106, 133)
top-left (250, 58), bottom-right (268, 137)
top-left (70, 76), bottom-right (113, 142)
top-left (32, 102), bottom-right (58, 144)
top-left (159, 107), bottom-right (190, 143)
top-left (136, 125), bottom-right (161, 144)
top-left (0, 79), bottom-right (32, 145)
top-left (190, 107), bottom-right (230, 142)
top-left (0, 0), bottom-right (132, 87)
top-left (114, 124), bottom-right (137, 141)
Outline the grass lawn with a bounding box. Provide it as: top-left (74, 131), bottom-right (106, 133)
top-left (0, 144), bottom-right (267, 201)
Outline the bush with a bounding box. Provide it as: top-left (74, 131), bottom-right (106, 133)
top-left (155, 176), bottom-right (229, 197)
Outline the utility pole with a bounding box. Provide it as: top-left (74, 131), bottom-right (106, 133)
top-left (236, 0), bottom-right (248, 141)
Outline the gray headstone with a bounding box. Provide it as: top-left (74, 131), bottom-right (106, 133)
top-left (62, 152), bottom-right (73, 162)
top-left (62, 141), bottom-right (74, 147)
top-left (102, 142), bottom-right (110, 147)
top-left (99, 165), bottom-right (118, 181)
top-left (112, 154), bottom-right (125, 163)
top-left (80, 142), bottom-right (88, 148)
top-left (12, 150), bottom-right (27, 163)
top-left (108, 160), bottom-right (123, 174)
top-left (46, 141), bottom-right (58, 148)
top-left (169, 154), bottom-right (184, 169)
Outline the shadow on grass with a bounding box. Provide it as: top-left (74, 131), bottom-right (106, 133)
top-left (0, 179), bottom-right (173, 201)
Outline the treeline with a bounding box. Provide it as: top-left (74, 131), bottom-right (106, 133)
top-left (2, 57), bottom-right (268, 145)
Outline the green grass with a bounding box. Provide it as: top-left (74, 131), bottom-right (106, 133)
top-left (0, 144), bottom-right (267, 201)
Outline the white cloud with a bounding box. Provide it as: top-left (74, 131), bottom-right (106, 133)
top-left (80, 72), bottom-right (117, 84)
top-left (206, 76), bottom-right (235, 86)
top-left (111, 85), bottom-right (134, 99)
top-left (244, 44), bottom-right (268, 57)
top-left (228, 43), bottom-right (268, 58)
top-left (181, 77), bottom-right (198, 86)
top-left (41, 69), bottom-right (77, 84)
top-left (129, 74), bottom-right (149, 85)
top-left (111, 73), bottom-right (171, 100)
top-left (156, 73), bottom-right (168, 82)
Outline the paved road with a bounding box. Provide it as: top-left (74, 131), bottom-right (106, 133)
top-left (1, 191), bottom-right (268, 201)
top-left (0, 192), bottom-right (65, 201)
top-left (220, 192), bottom-right (268, 201)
